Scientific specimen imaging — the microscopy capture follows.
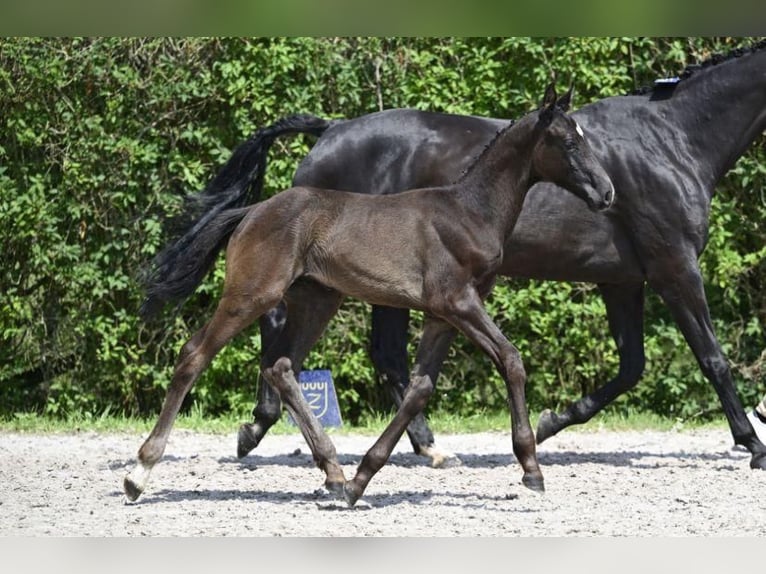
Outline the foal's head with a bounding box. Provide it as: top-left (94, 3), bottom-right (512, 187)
top-left (530, 83), bottom-right (614, 211)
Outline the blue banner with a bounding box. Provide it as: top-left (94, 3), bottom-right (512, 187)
top-left (287, 369), bottom-right (343, 428)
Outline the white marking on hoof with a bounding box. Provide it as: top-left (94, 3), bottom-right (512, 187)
top-left (124, 462), bottom-right (153, 502)
top-left (421, 444), bottom-right (462, 468)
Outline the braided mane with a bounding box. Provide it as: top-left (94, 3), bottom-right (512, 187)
top-left (631, 38), bottom-right (766, 96)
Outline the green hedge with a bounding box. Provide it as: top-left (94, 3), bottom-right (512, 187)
top-left (1, 37), bottom-right (764, 423)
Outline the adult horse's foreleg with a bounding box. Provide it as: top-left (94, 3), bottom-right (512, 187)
top-left (370, 305), bottom-right (459, 468)
top-left (649, 262), bottom-right (766, 469)
top-left (124, 291), bottom-right (270, 501)
top-left (537, 282), bottom-right (646, 443)
top-left (344, 317), bottom-right (457, 506)
top-left (237, 303), bottom-right (287, 458)
top-left (257, 281), bottom-right (347, 494)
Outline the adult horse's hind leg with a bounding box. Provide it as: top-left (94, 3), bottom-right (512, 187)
top-left (124, 289), bottom-right (276, 501)
top-left (344, 317), bottom-right (457, 506)
top-left (370, 305), bottom-right (460, 468)
top-left (537, 282), bottom-right (646, 443)
top-left (237, 303), bottom-right (288, 458)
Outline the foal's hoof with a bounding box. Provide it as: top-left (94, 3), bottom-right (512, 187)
top-left (522, 474), bottom-right (545, 493)
top-left (237, 423), bottom-right (263, 459)
top-left (342, 481), bottom-right (363, 508)
top-left (325, 479), bottom-right (345, 499)
top-left (535, 409), bottom-right (560, 445)
top-left (123, 475), bottom-right (144, 502)
top-left (750, 452), bottom-right (766, 470)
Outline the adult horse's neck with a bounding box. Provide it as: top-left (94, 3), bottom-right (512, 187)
top-left (453, 115), bottom-right (537, 238)
top-left (660, 44), bottom-right (766, 189)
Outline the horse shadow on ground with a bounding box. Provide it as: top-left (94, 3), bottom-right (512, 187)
top-left (110, 484), bottom-right (526, 511)
top-left (227, 445), bottom-right (748, 472)
top-left (109, 445), bottom-right (747, 475)
top-left (108, 445), bottom-right (748, 510)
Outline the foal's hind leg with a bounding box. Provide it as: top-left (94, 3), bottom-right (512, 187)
top-left (370, 305), bottom-right (459, 468)
top-left (124, 291), bottom-right (279, 502)
top-left (344, 317), bottom-right (457, 506)
top-left (255, 281), bottom-right (347, 494)
top-left (263, 357), bottom-right (348, 495)
top-left (537, 282), bottom-right (646, 443)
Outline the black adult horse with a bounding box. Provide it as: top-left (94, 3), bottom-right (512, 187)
top-left (127, 85), bottom-right (614, 503)
top-left (143, 40), bottom-right (766, 471)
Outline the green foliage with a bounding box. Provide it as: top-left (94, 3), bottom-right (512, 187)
top-left (1, 37), bottom-right (764, 425)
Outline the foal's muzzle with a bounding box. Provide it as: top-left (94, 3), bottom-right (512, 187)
top-left (589, 177), bottom-right (615, 211)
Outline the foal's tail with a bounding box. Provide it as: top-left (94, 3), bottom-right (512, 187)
top-left (140, 207), bottom-right (252, 318)
top-left (140, 113), bottom-right (331, 318)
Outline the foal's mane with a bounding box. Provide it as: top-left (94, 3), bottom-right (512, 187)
top-left (453, 118), bottom-right (517, 184)
top-left (631, 38), bottom-right (766, 96)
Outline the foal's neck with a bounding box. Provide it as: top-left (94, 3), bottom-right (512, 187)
top-left (455, 117), bottom-right (537, 236)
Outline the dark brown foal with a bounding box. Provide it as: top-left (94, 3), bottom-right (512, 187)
top-left (124, 83), bottom-right (614, 503)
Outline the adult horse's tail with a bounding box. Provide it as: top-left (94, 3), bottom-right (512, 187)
top-left (140, 113), bottom-right (331, 318)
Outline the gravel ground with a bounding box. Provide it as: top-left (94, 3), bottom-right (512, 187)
top-left (1, 427), bottom-right (765, 536)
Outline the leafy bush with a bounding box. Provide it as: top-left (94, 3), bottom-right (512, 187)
top-left (1, 37), bottom-right (764, 424)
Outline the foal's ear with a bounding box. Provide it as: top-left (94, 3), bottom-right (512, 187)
top-left (540, 82), bottom-right (558, 124)
top-left (541, 82), bottom-right (557, 110)
top-left (556, 85), bottom-right (574, 112)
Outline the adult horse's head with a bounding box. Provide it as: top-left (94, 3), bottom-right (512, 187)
top-left (531, 83), bottom-right (615, 212)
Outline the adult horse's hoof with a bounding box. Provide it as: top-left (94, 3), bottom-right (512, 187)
top-left (421, 444), bottom-right (463, 468)
top-left (123, 475), bottom-right (144, 502)
top-left (435, 455), bottom-right (463, 469)
top-left (750, 452), bottom-right (766, 470)
top-left (237, 423), bottom-right (263, 459)
top-left (521, 474), bottom-right (545, 493)
top-left (535, 409), bottom-right (560, 445)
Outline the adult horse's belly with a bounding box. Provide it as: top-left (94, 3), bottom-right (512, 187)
top-left (499, 184), bottom-right (645, 285)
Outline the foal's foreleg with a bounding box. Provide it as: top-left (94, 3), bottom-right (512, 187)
top-left (445, 289), bottom-right (543, 493)
top-left (344, 317), bottom-right (457, 506)
top-left (124, 293), bottom-right (274, 502)
top-left (370, 305), bottom-right (459, 468)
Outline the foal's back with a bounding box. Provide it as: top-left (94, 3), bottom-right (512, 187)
top-left (228, 184), bottom-right (490, 311)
